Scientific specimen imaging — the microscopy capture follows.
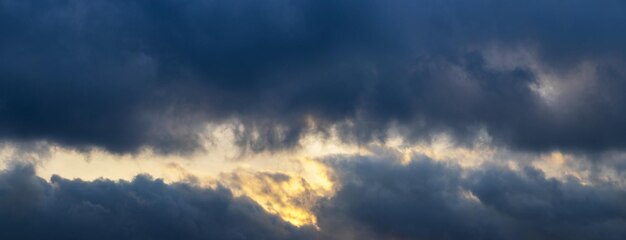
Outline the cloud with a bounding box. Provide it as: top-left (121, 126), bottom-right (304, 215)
top-left (220, 170), bottom-right (324, 227)
top-left (1, 151), bottom-right (626, 240)
top-left (0, 163), bottom-right (317, 240)
top-left (2, 0), bottom-right (626, 153)
top-left (315, 155), bottom-right (626, 240)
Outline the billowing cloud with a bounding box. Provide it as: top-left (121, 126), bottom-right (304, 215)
top-left (2, 152), bottom-right (625, 240)
top-left (316, 155), bottom-right (626, 240)
top-left (2, 0), bottom-right (626, 153)
top-left (4, 1), bottom-right (626, 239)
top-left (0, 163), bottom-right (318, 240)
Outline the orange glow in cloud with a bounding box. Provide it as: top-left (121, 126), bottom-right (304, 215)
top-left (0, 124), bottom-right (610, 227)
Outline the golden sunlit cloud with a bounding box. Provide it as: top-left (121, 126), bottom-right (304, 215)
top-left (0, 123), bottom-right (347, 226)
top-left (0, 123), bottom-right (618, 227)
top-left (220, 168), bottom-right (326, 227)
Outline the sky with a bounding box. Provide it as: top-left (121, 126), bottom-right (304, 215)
top-left (1, 0), bottom-right (626, 239)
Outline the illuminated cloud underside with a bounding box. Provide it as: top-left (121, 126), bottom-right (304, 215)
top-left (2, 0), bottom-right (626, 239)
top-left (2, 124), bottom-right (625, 229)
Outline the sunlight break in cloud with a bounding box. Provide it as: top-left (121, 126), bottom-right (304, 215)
top-left (3, 0), bottom-right (626, 239)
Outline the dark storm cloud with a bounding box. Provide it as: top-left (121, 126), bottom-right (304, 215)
top-left (316, 155), bottom-right (626, 240)
top-left (0, 163), bottom-right (317, 240)
top-left (1, 155), bottom-right (626, 240)
top-left (2, 0), bottom-right (626, 153)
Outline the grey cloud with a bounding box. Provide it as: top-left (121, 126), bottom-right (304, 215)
top-left (0, 164), bottom-right (317, 240)
top-left (2, 153), bottom-right (626, 240)
top-left (316, 155), bottom-right (626, 240)
top-left (1, 0), bottom-right (626, 153)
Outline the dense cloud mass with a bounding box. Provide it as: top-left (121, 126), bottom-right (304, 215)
top-left (4, 1), bottom-right (626, 239)
top-left (316, 155), bottom-right (626, 240)
top-left (2, 0), bottom-right (626, 153)
top-left (1, 156), bottom-right (626, 240)
top-left (0, 164), bottom-right (318, 240)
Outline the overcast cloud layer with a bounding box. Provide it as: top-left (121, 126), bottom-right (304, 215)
top-left (2, 0), bottom-right (626, 153)
top-left (1, 155), bottom-right (626, 240)
top-left (318, 155), bottom-right (626, 240)
top-left (0, 164), bottom-right (318, 240)
top-left (3, 1), bottom-right (626, 239)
